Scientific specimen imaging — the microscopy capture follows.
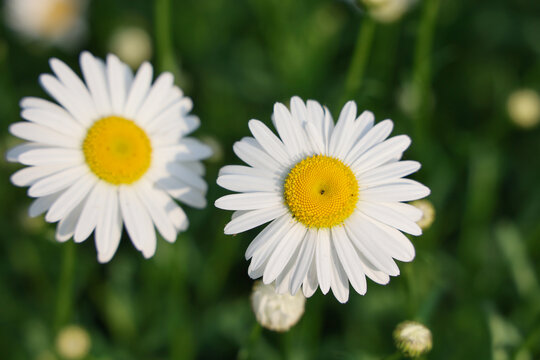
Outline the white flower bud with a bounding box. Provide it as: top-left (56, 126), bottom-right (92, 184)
top-left (411, 199), bottom-right (435, 230)
top-left (109, 26), bottom-right (153, 69)
top-left (360, 0), bottom-right (414, 23)
top-left (250, 281), bottom-right (305, 332)
top-left (507, 89), bottom-right (540, 129)
top-left (393, 321), bottom-right (432, 358)
top-left (55, 325), bottom-right (91, 360)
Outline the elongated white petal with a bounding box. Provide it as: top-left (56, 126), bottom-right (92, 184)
top-left (248, 119), bottom-right (291, 165)
top-left (80, 51), bottom-right (112, 116)
top-left (45, 174), bottom-right (96, 222)
top-left (215, 192), bottom-right (282, 211)
top-left (135, 180), bottom-right (177, 242)
top-left (360, 179), bottom-right (431, 202)
top-left (352, 135), bottom-right (411, 173)
top-left (119, 186), bottom-right (156, 258)
top-left (290, 229), bottom-right (316, 295)
top-left (316, 228), bottom-right (332, 294)
top-left (331, 226), bottom-right (366, 295)
top-left (217, 174), bottom-right (279, 193)
top-left (107, 54), bottom-right (129, 114)
top-left (359, 160), bottom-right (421, 185)
top-left (329, 240), bottom-right (350, 303)
top-left (11, 164), bottom-right (72, 187)
top-left (21, 108), bottom-right (84, 138)
top-left (124, 62), bottom-right (153, 117)
top-left (359, 201), bottom-right (422, 236)
top-left (344, 119), bottom-right (393, 164)
top-left (9, 122), bottom-right (80, 148)
top-left (28, 165), bottom-right (87, 197)
top-left (233, 139), bottom-right (282, 172)
top-left (74, 181), bottom-right (107, 243)
top-left (224, 205), bottom-right (287, 235)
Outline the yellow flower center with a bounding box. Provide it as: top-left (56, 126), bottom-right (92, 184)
top-left (83, 116), bottom-right (152, 185)
top-left (41, 0), bottom-right (77, 36)
top-left (283, 155), bottom-right (359, 228)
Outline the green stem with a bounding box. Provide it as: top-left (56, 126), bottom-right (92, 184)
top-left (342, 17), bottom-right (376, 104)
top-left (154, 0), bottom-right (181, 78)
top-left (237, 323), bottom-right (262, 360)
top-left (411, 0), bottom-right (440, 144)
top-left (54, 241), bottom-right (76, 332)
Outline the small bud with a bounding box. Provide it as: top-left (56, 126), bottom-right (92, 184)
top-left (55, 325), bottom-right (91, 360)
top-left (200, 135), bottom-right (223, 163)
top-left (411, 199), bottom-right (435, 230)
top-left (359, 0), bottom-right (413, 23)
top-left (250, 281), bottom-right (306, 332)
top-left (109, 26), bottom-right (153, 69)
top-left (507, 89), bottom-right (540, 129)
top-left (393, 321), bottom-right (432, 358)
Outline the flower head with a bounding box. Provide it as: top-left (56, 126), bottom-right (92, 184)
top-left (359, 0), bottom-right (414, 23)
top-left (251, 281), bottom-right (305, 332)
top-left (5, 0), bottom-right (87, 46)
top-left (393, 321), bottom-right (433, 358)
top-left (109, 26), bottom-right (153, 69)
top-left (55, 325), bottom-right (91, 359)
top-left (7, 52), bottom-right (211, 262)
top-left (410, 199), bottom-right (435, 230)
top-left (215, 97), bottom-right (430, 302)
top-left (507, 88), bottom-right (540, 129)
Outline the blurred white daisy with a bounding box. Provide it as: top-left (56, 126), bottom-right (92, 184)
top-left (4, 0), bottom-right (87, 46)
top-left (360, 0), bottom-right (414, 23)
top-left (108, 26), bottom-right (153, 69)
top-left (7, 51), bottom-right (211, 262)
top-left (215, 97), bottom-right (429, 303)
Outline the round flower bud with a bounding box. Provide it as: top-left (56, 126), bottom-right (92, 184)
top-left (250, 281), bottom-right (306, 332)
top-left (109, 26), bottom-right (153, 69)
top-left (55, 325), bottom-right (91, 359)
top-left (507, 89), bottom-right (540, 129)
top-left (411, 199), bottom-right (435, 230)
top-left (359, 0), bottom-right (413, 23)
top-left (393, 321), bottom-right (432, 358)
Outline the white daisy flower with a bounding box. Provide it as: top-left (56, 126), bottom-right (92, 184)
top-left (7, 51), bottom-right (211, 262)
top-left (215, 97), bottom-right (430, 303)
top-left (5, 0), bottom-right (87, 46)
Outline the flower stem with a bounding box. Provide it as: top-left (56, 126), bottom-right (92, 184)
top-left (54, 241), bottom-right (76, 332)
top-left (237, 323), bottom-right (262, 360)
top-left (411, 0), bottom-right (440, 144)
top-left (342, 17), bottom-right (376, 105)
top-left (154, 0), bottom-right (181, 79)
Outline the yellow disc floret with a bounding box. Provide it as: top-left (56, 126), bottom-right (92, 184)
top-left (283, 155), bottom-right (359, 228)
top-left (83, 116), bottom-right (152, 185)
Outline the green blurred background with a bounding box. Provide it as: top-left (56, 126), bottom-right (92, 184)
top-left (1, 0), bottom-right (540, 359)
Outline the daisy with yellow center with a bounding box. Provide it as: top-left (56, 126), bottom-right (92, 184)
top-left (8, 52), bottom-right (211, 262)
top-left (215, 97), bottom-right (430, 302)
top-left (5, 0), bottom-right (87, 46)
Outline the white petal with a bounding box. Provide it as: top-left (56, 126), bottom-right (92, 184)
top-left (80, 51), bottom-right (112, 116)
top-left (56, 202), bottom-right (84, 242)
top-left (329, 241), bottom-right (350, 303)
top-left (233, 139), bottom-right (282, 172)
top-left (74, 181), bottom-right (107, 243)
top-left (272, 102), bottom-right (302, 159)
top-left (135, 180), bottom-right (177, 242)
top-left (316, 228), bottom-right (332, 294)
top-left (290, 229), bottom-right (316, 295)
top-left (359, 201), bottom-right (422, 236)
top-left (345, 215), bottom-right (400, 275)
top-left (215, 192), bottom-right (282, 211)
top-left (28, 165), bottom-right (87, 197)
top-left (21, 108), bottom-right (84, 138)
top-left (155, 138), bottom-right (212, 162)
top-left (49, 57), bottom-right (98, 124)
top-left (107, 54), bottom-right (128, 114)
top-left (155, 176), bottom-right (206, 208)
top-left (124, 62), bottom-right (153, 117)
top-left (218, 165), bottom-right (276, 178)
top-left (329, 101), bottom-right (356, 158)
top-left (344, 119), bottom-right (393, 164)
top-left (39, 74), bottom-right (93, 126)
top-left (262, 222), bottom-right (306, 284)
top-left (45, 174), bottom-right (96, 222)
top-left (217, 174), bottom-right (279, 193)
top-left (9, 122), bottom-right (80, 148)
top-left (136, 72), bottom-right (174, 125)
top-left (385, 202), bottom-right (424, 222)
top-left (248, 119), bottom-right (291, 165)
top-left (359, 161), bottom-right (421, 185)
top-left (17, 147), bottom-right (83, 166)
top-left (119, 186), bottom-right (157, 258)
top-left (29, 192), bottom-right (62, 217)
top-left (352, 135), bottom-right (411, 173)
top-left (95, 185), bottom-right (119, 259)
top-left (245, 215), bottom-right (290, 260)
top-left (331, 226), bottom-right (366, 295)
top-left (321, 107), bottom-right (335, 153)
top-left (368, 218), bottom-right (416, 262)
top-left (248, 216), bottom-right (294, 275)
top-left (11, 164), bottom-right (72, 187)
top-left (165, 162), bottom-right (207, 192)
top-left (6, 143), bottom-right (43, 163)
top-left (302, 256), bottom-right (319, 298)
top-left (360, 179), bottom-right (431, 202)
top-left (224, 205), bottom-right (287, 235)
top-left (149, 184), bottom-right (189, 234)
